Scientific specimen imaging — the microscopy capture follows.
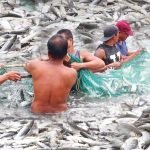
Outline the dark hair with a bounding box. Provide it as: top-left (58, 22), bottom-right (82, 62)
top-left (57, 29), bottom-right (73, 40)
top-left (47, 34), bottom-right (67, 59)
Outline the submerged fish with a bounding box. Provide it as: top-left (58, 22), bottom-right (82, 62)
top-left (14, 120), bottom-right (34, 139)
top-left (118, 123), bottom-right (142, 137)
top-left (121, 137), bottom-right (138, 150)
top-left (0, 35), bottom-right (17, 51)
top-left (138, 131), bottom-right (150, 149)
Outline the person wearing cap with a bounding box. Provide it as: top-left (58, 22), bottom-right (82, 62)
top-left (95, 25), bottom-right (122, 71)
top-left (116, 20), bottom-right (142, 62)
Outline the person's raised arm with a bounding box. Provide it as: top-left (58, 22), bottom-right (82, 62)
top-left (121, 49), bottom-right (143, 63)
top-left (71, 50), bottom-right (105, 72)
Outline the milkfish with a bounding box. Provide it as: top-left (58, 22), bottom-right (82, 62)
top-left (14, 120), bottom-right (34, 139)
top-left (121, 137), bottom-right (138, 150)
top-left (0, 35), bottom-right (17, 51)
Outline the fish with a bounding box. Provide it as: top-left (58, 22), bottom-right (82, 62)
top-left (120, 102), bottom-right (133, 111)
top-left (20, 100), bottom-right (31, 107)
top-left (80, 0), bottom-right (91, 3)
top-left (0, 131), bottom-right (17, 139)
top-left (20, 89), bottom-right (25, 101)
top-left (138, 131), bottom-right (150, 149)
top-left (7, 0), bottom-right (16, 7)
top-left (36, 141), bottom-right (51, 149)
top-left (20, 31), bottom-right (41, 44)
top-left (0, 10), bottom-right (23, 18)
top-left (0, 35), bottom-right (17, 51)
top-left (117, 113), bottom-right (138, 119)
top-left (77, 22), bottom-right (99, 30)
top-left (67, 119), bottom-right (89, 133)
top-left (0, 27), bottom-right (30, 36)
top-left (44, 13), bottom-right (57, 21)
top-left (60, 5), bottom-right (66, 19)
top-left (121, 137), bottom-right (138, 150)
top-left (138, 123), bottom-right (150, 132)
top-left (110, 139), bottom-right (123, 149)
top-left (79, 136), bottom-right (101, 146)
top-left (14, 120), bottom-right (34, 139)
top-left (91, 0), bottom-right (101, 5)
top-left (61, 123), bottom-right (75, 135)
top-left (51, 6), bottom-right (61, 17)
top-left (80, 131), bottom-right (97, 141)
top-left (143, 107), bottom-right (150, 113)
top-left (118, 123), bottom-right (142, 137)
top-left (21, 72), bottom-right (32, 79)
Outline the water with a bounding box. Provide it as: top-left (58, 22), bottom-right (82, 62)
top-left (0, 2), bottom-right (150, 149)
top-left (0, 22), bottom-right (149, 113)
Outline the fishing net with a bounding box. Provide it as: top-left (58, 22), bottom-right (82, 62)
top-left (69, 54), bottom-right (115, 97)
top-left (69, 50), bottom-right (150, 97)
top-left (0, 51), bottom-right (149, 106)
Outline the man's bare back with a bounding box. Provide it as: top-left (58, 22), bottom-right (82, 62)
top-left (25, 35), bottom-right (77, 113)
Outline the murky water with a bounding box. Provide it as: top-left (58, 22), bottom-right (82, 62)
top-left (0, 2), bottom-right (150, 149)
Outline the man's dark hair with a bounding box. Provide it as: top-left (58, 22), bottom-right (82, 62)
top-left (57, 29), bottom-right (73, 40)
top-left (47, 34), bottom-right (67, 59)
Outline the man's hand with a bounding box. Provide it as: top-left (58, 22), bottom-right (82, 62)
top-left (71, 62), bottom-right (83, 71)
top-left (112, 62), bottom-right (122, 69)
top-left (5, 71), bottom-right (21, 81)
top-left (135, 49), bottom-right (143, 55)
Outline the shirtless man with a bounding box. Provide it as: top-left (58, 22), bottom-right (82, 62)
top-left (24, 34), bottom-right (77, 113)
top-left (57, 29), bottom-right (105, 73)
top-left (116, 20), bottom-right (142, 62)
top-left (95, 25), bottom-right (122, 71)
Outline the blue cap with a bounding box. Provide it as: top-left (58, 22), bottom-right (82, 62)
top-left (100, 25), bottom-right (118, 42)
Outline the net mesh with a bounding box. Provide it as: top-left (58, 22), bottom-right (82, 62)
top-left (0, 51), bottom-right (149, 106)
top-left (69, 51), bottom-right (150, 97)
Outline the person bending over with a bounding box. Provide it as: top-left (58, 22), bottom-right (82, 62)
top-left (57, 29), bottom-right (105, 73)
top-left (25, 34), bottom-right (77, 113)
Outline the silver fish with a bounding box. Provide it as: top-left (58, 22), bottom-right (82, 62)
top-left (0, 131), bottom-right (17, 139)
top-left (138, 131), bottom-right (150, 149)
top-left (118, 123), bottom-right (142, 137)
top-left (51, 6), bottom-right (61, 17)
top-left (138, 123), bottom-right (150, 132)
top-left (14, 120), bottom-right (34, 139)
top-left (91, 0), bottom-right (101, 5)
top-left (36, 141), bottom-right (50, 149)
top-left (80, 131), bottom-right (97, 141)
top-left (121, 137), bottom-right (138, 150)
top-left (60, 5), bottom-right (66, 19)
top-left (0, 35), bottom-right (17, 51)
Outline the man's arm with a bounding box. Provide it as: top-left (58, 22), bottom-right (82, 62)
top-left (122, 49), bottom-right (142, 63)
top-left (0, 71), bottom-right (21, 85)
top-left (71, 50), bottom-right (105, 72)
